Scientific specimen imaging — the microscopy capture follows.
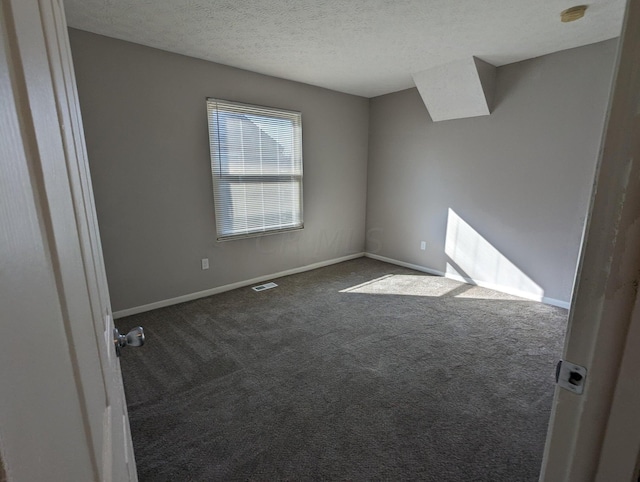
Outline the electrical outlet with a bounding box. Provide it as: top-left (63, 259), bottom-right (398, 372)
top-left (201, 258), bottom-right (209, 270)
top-left (420, 241), bottom-right (426, 250)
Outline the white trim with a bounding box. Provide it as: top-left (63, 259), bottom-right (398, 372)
top-left (595, 289), bottom-right (640, 480)
top-left (114, 250), bottom-right (570, 318)
top-left (539, 297), bottom-right (569, 310)
top-left (364, 252), bottom-right (444, 277)
top-left (364, 252), bottom-right (570, 309)
top-left (113, 252), bottom-right (365, 318)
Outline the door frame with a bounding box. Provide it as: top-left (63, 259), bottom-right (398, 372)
top-left (539, 0), bottom-right (640, 480)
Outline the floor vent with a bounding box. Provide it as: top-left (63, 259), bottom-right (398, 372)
top-left (252, 282), bottom-right (278, 292)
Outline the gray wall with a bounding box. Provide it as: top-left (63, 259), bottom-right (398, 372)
top-left (69, 29), bottom-right (369, 312)
top-left (71, 28), bottom-right (616, 311)
top-left (366, 40), bottom-right (618, 304)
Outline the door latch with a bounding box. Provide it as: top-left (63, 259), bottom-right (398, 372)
top-left (555, 360), bottom-right (587, 394)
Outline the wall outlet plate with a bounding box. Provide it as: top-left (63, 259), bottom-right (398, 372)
top-left (557, 360), bottom-right (587, 395)
top-left (420, 241), bottom-right (426, 250)
top-left (201, 258), bottom-right (209, 270)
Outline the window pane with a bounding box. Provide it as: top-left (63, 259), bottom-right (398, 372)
top-left (207, 99), bottom-right (303, 240)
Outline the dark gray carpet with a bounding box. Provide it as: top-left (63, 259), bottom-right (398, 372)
top-left (116, 257), bottom-right (567, 481)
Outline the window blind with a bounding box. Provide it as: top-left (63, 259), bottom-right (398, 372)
top-left (207, 99), bottom-right (304, 241)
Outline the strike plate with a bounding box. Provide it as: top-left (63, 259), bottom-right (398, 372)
top-left (556, 360), bottom-right (587, 395)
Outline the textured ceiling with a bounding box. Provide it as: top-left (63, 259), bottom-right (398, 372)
top-left (63, 0), bottom-right (626, 98)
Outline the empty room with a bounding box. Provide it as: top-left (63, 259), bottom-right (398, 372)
top-left (3, 0), bottom-right (640, 481)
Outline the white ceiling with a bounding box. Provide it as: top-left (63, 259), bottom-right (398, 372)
top-left (63, 0), bottom-right (626, 98)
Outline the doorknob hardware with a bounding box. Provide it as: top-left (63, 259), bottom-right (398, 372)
top-left (113, 326), bottom-right (145, 357)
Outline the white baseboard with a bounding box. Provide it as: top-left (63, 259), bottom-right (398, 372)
top-left (364, 252), bottom-right (570, 309)
top-left (364, 252), bottom-right (444, 277)
top-left (114, 250), bottom-right (569, 318)
top-left (540, 297), bottom-right (570, 310)
top-left (113, 252), bottom-right (365, 318)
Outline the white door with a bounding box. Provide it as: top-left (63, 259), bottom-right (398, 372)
top-left (0, 0), bottom-right (136, 480)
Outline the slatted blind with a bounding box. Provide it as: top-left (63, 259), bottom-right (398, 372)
top-left (207, 99), bottom-right (304, 241)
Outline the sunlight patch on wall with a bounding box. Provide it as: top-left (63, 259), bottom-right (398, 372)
top-left (445, 208), bottom-right (543, 298)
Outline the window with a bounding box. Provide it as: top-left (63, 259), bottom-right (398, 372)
top-left (207, 99), bottom-right (304, 241)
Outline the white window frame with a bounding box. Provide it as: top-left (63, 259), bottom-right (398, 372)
top-left (206, 98), bottom-right (304, 241)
